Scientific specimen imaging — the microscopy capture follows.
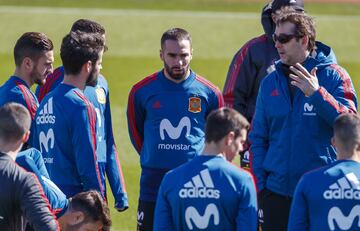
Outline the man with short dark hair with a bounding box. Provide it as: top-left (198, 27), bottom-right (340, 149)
top-left (33, 31), bottom-right (106, 199)
top-left (249, 8), bottom-right (357, 231)
top-left (288, 113), bottom-right (360, 231)
top-left (35, 19), bottom-right (128, 212)
top-left (127, 27), bottom-right (224, 230)
top-left (0, 32), bottom-right (54, 148)
top-left (0, 103), bottom-right (58, 231)
top-left (154, 107), bottom-right (257, 231)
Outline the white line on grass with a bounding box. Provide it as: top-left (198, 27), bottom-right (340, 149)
top-left (0, 6), bottom-right (359, 21)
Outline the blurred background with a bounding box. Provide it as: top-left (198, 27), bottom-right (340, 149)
top-left (0, 0), bottom-right (359, 230)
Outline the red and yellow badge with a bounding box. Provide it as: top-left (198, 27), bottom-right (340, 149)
top-left (188, 97), bottom-right (201, 113)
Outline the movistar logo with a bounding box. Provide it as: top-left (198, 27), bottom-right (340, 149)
top-left (185, 203), bottom-right (220, 230)
top-left (323, 172), bottom-right (360, 200)
top-left (39, 129), bottom-right (55, 153)
top-left (303, 102), bottom-right (316, 116)
top-left (328, 205), bottom-right (360, 230)
top-left (36, 97), bottom-right (56, 124)
top-left (159, 116), bottom-right (191, 140)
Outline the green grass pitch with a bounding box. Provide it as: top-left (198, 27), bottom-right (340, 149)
top-left (0, 1), bottom-right (359, 230)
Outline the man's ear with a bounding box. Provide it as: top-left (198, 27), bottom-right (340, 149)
top-left (22, 130), bottom-right (30, 144)
top-left (224, 131), bottom-right (235, 146)
top-left (68, 211), bottom-right (85, 225)
top-left (159, 49), bottom-right (164, 61)
top-left (331, 136), bottom-right (336, 148)
top-left (82, 60), bottom-right (92, 74)
top-left (302, 36), bottom-right (309, 48)
top-left (23, 57), bottom-right (34, 71)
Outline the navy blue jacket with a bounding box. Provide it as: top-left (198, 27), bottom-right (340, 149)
top-left (249, 42), bottom-right (357, 196)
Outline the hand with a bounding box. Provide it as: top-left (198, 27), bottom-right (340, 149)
top-left (289, 63), bottom-right (319, 97)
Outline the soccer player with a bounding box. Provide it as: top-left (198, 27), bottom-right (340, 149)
top-left (0, 32), bottom-right (54, 148)
top-left (127, 28), bottom-right (224, 230)
top-left (249, 8), bottom-right (358, 231)
top-left (154, 107), bottom-right (257, 231)
top-left (0, 103), bottom-right (58, 231)
top-left (33, 31), bottom-right (105, 199)
top-left (36, 19), bottom-right (128, 212)
top-left (222, 0), bottom-right (304, 170)
top-left (288, 113), bottom-right (360, 231)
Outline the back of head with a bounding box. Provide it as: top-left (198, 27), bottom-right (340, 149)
top-left (60, 31), bottom-right (106, 75)
top-left (14, 32), bottom-right (53, 67)
top-left (334, 113), bottom-right (360, 157)
top-left (205, 107), bottom-right (249, 143)
top-left (275, 6), bottom-right (316, 51)
top-left (69, 190), bottom-right (111, 227)
top-left (71, 19), bottom-right (105, 35)
top-left (160, 27), bottom-right (192, 49)
top-left (0, 103), bottom-right (31, 144)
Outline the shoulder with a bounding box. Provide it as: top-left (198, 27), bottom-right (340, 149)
top-left (235, 34), bottom-right (269, 55)
top-left (130, 72), bottom-right (159, 93)
top-left (194, 74), bottom-right (222, 95)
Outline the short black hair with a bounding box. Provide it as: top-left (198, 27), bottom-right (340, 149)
top-left (60, 31), bottom-right (106, 75)
top-left (71, 19), bottom-right (105, 35)
top-left (14, 32), bottom-right (53, 67)
top-left (205, 107), bottom-right (249, 143)
top-left (0, 103), bottom-right (31, 143)
top-left (160, 28), bottom-right (192, 49)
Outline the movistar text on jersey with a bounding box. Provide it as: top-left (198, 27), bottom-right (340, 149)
top-left (158, 143), bottom-right (190, 151)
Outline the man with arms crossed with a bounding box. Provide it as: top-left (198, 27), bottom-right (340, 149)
top-left (36, 19), bottom-right (128, 212)
top-left (0, 103), bottom-right (58, 231)
top-left (154, 107), bottom-right (257, 231)
top-left (0, 32), bottom-right (54, 148)
top-left (127, 28), bottom-right (224, 230)
top-left (249, 7), bottom-right (357, 231)
top-left (288, 113), bottom-right (360, 231)
top-left (33, 31), bottom-right (106, 198)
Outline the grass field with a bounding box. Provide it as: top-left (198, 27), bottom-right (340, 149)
top-left (0, 1), bottom-right (359, 230)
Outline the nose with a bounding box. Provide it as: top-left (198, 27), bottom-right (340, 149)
top-left (274, 40), bottom-right (282, 49)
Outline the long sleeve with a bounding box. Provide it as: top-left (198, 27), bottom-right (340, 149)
top-left (127, 85), bottom-right (145, 155)
top-left (288, 177), bottom-right (310, 231)
top-left (236, 174), bottom-right (258, 231)
top-left (249, 85), bottom-right (269, 191)
top-left (104, 92), bottom-right (128, 210)
top-left (309, 65), bottom-right (357, 125)
top-left (72, 103), bottom-right (104, 197)
top-left (153, 177), bottom-right (175, 231)
top-left (223, 40), bottom-right (261, 121)
top-left (20, 173), bottom-right (59, 231)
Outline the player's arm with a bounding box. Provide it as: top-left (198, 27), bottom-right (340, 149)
top-left (287, 177), bottom-right (310, 231)
top-left (104, 92), bottom-right (129, 211)
top-left (223, 42), bottom-right (257, 120)
top-left (20, 173), bottom-right (59, 231)
top-left (153, 176), bottom-right (175, 231)
top-left (73, 104), bottom-right (104, 197)
top-left (127, 86), bottom-right (145, 155)
top-left (248, 85), bottom-right (269, 192)
top-left (308, 66), bottom-right (357, 124)
top-left (236, 173), bottom-right (258, 231)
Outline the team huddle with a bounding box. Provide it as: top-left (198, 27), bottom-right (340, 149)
top-left (0, 0), bottom-right (359, 231)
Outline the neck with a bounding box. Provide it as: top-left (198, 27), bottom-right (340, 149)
top-left (163, 69), bottom-right (191, 84)
top-left (63, 75), bottom-right (86, 91)
top-left (0, 142), bottom-right (22, 160)
top-left (13, 69), bottom-right (32, 87)
top-left (202, 142), bottom-right (223, 156)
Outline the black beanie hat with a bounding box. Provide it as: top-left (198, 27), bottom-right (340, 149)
top-left (270, 0), bottom-right (304, 12)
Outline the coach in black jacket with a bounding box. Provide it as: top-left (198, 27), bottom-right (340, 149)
top-left (0, 102), bottom-right (58, 231)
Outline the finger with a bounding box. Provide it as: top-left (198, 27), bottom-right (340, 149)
top-left (295, 63), bottom-right (311, 76)
top-left (290, 80), bottom-right (303, 91)
top-left (289, 73), bottom-right (302, 82)
top-left (289, 67), bottom-right (308, 81)
top-left (311, 67), bottom-right (318, 77)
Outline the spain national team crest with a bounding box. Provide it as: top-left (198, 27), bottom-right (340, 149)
top-left (96, 88), bottom-right (106, 104)
top-left (188, 97), bottom-right (201, 113)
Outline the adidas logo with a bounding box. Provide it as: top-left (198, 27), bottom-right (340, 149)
top-left (323, 172), bottom-right (360, 200)
top-left (179, 169), bottom-right (220, 199)
top-left (36, 97), bottom-right (56, 125)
